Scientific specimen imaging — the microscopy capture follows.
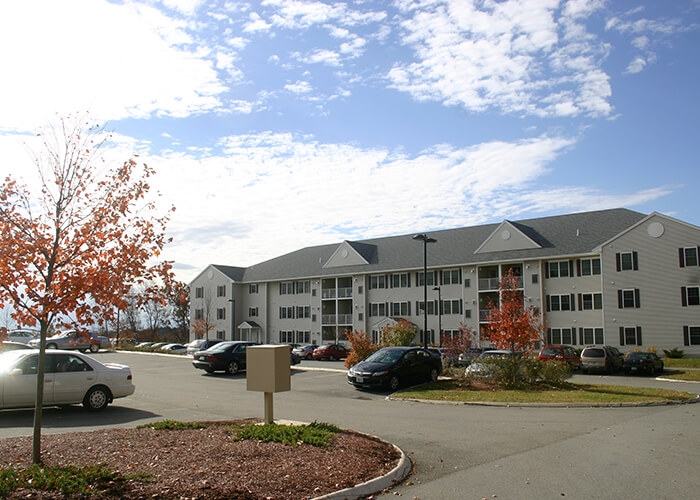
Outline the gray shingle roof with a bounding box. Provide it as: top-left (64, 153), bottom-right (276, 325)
top-left (230, 208), bottom-right (646, 282)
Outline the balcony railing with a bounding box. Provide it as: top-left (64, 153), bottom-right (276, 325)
top-left (478, 276), bottom-right (523, 290)
top-left (337, 287), bottom-right (353, 298)
top-left (322, 314), bottom-right (336, 325)
top-left (321, 289), bottom-right (336, 299)
top-left (322, 314), bottom-right (353, 325)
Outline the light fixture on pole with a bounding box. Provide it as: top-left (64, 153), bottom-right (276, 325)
top-left (433, 286), bottom-right (442, 347)
top-left (413, 233), bottom-right (437, 349)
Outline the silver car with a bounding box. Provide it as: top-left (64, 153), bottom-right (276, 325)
top-left (580, 345), bottom-right (623, 374)
top-left (28, 330), bottom-right (110, 353)
top-left (0, 349), bottom-right (135, 411)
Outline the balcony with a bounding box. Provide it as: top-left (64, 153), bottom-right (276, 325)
top-left (478, 276), bottom-right (523, 290)
top-left (337, 287), bottom-right (353, 298)
top-left (322, 314), bottom-right (353, 325)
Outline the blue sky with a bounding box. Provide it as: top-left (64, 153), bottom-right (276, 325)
top-left (1, 0), bottom-right (698, 283)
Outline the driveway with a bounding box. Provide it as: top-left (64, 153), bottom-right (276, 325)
top-left (1, 353), bottom-right (699, 499)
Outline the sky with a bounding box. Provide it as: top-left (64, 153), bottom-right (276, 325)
top-left (1, 0), bottom-right (699, 284)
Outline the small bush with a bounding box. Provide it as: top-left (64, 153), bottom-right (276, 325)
top-left (345, 330), bottom-right (379, 368)
top-left (231, 421), bottom-right (340, 449)
top-left (663, 347), bottom-right (684, 358)
top-left (137, 420), bottom-right (205, 430)
top-left (0, 464), bottom-right (143, 497)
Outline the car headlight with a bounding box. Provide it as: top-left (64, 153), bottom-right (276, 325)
top-left (348, 367), bottom-right (355, 376)
top-left (372, 370), bottom-right (388, 377)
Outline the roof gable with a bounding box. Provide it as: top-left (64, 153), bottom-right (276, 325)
top-left (323, 241), bottom-right (372, 268)
top-left (474, 220), bottom-right (541, 254)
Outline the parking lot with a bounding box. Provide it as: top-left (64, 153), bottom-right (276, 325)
top-left (2, 351), bottom-right (700, 499)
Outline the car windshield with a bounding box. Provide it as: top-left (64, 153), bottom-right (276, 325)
top-left (0, 350), bottom-right (29, 373)
top-left (364, 349), bottom-right (404, 364)
top-left (627, 352), bottom-right (649, 359)
top-left (207, 342), bottom-right (234, 353)
top-left (583, 348), bottom-right (605, 357)
top-left (541, 348), bottom-right (561, 356)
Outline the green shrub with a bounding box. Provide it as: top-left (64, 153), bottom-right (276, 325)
top-left (663, 347), bottom-right (684, 358)
top-left (538, 360), bottom-right (573, 384)
top-left (0, 464), bottom-right (144, 497)
top-left (137, 419), bottom-right (206, 430)
top-left (231, 421), bottom-right (340, 449)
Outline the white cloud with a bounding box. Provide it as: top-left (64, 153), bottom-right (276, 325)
top-left (0, 0), bottom-right (226, 131)
top-left (388, 0), bottom-right (613, 117)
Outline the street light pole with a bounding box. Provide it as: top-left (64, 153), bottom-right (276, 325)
top-left (413, 233), bottom-right (437, 349)
top-left (433, 286), bottom-right (442, 347)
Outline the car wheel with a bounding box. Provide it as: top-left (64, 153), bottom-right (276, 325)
top-left (429, 368), bottom-right (439, 382)
top-left (90, 344), bottom-right (99, 353)
top-left (83, 386), bottom-right (110, 412)
top-left (305, 354), bottom-right (312, 360)
top-left (47, 343), bottom-right (58, 349)
top-left (328, 355), bottom-right (335, 361)
top-left (388, 375), bottom-right (400, 391)
top-left (227, 361), bottom-right (240, 375)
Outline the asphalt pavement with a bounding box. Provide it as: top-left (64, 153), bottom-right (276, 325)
top-left (2, 353), bottom-right (699, 499)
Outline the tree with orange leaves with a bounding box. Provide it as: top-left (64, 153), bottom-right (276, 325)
top-left (483, 268), bottom-right (544, 354)
top-left (0, 115), bottom-right (174, 464)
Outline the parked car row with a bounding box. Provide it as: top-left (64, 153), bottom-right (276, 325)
top-left (292, 343), bottom-right (350, 361)
top-left (347, 346), bottom-right (442, 391)
top-left (541, 344), bottom-right (664, 376)
top-left (27, 330), bottom-right (111, 353)
top-left (191, 341), bottom-right (301, 375)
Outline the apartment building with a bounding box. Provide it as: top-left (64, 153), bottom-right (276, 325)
top-left (189, 208), bottom-right (700, 354)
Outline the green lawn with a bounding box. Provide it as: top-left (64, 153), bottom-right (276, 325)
top-left (394, 380), bottom-right (697, 404)
top-left (662, 357), bottom-right (700, 369)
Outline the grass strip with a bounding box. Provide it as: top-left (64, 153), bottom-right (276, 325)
top-left (395, 380), bottom-right (697, 404)
top-left (230, 421), bottom-right (341, 448)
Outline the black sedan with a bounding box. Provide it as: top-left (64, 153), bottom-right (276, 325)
top-left (192, 341), bottom-right (260, 375)
top-left (623, 352), bottom-right (664, 375)
top-left (347, 346), bottom-right (442, 391)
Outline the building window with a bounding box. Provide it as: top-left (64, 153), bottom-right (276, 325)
top-left (547, 328), bottom-right (574, 345)
top-left (581, 327), bottom-right (604, 345)
top-left (391, 273), bottom-right (410, 288)
top-left (280, 330), bottom-right (294, 343)
top-left (297, 306), bottom-right (310, 318)
top-left (579, 258), bottom-right (601, 276)
top-left (249, 284), bottom-right (258, 294)
top-left (684, 326), bottom-right (700, 346)
top-left (217, 285), bottom-right (226, 297)
top-left (442, 299), bottom-right (462, 315)
top-left (391, 301), bottom-right (410, 316)
top-left (370, 303), bottom-right (387, 317)
top-left (618, 289), bottom-right (640, 309)
top-left (279, 306), bottom-right (294, 319)
top-left (616, 251), bottom-right (639, 271)
top-left (546, 261), bottom-right (571, 278)
top-left (216, 308), bottom-right (226, 320)
top-left (682, 286), bottom-right (700, 306)
top-left (194, 308), bottom-right (203, 320)
top-left (442, 269), bottom-right (461, 285)
top-left (195, 287), bottom-right (204, 299)
top-left (216, 330), bottom-right (225, 340)
top-left (465, 309), bottom-right (472, 318)
top-left (680, 247), bottom-right (700, 267)
top-left (547, 294), bottom-right (574, 312)
top-left (417, 301), bottom-right (437, 315)
top-left (532, 274), bottom-right (539, 284)
top-left (370, 275), bottom-right (388, 289)
top-left (296, 281), bottom-right (310, 294)
top-left (358, 312), bottom-right (363, 321)
top-left (579, 293), bottom-right (603, 310)
top-left (248, 307), bottom-right (258, 317)
top-left (464, 278), bottom-right (471, 288)
top-left (417, 271), bottom-right (437, 287)
top-left (280, 282), bottom-right (294, 295)
top-left (620, 326), bottom-right (642, 346)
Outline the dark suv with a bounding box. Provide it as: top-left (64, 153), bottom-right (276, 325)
top-left (580, 345), bottom-right (623, 374)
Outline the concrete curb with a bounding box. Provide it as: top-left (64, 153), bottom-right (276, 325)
top-left (389, 394), bottom-right (700, 408)
top-left (312, 442), bottom-right (412, 500)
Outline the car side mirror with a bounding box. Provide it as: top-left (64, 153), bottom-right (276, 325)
top-left (10, 368), bottom-right (23, 376)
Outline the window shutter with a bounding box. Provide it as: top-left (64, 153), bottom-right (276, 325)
top-left (619, 326), bottom-right (625, 345)
top-left (682, 287), bottom-right (687, 307)
top-left (408, 274), bottom-right (411, 287)
top-left (408, 302), bottom-right (411, 316)
top-left (546, 295), bottom-right (551, 312)
top-left (546, 328), bottom-right (552, 344)
top-left (577, 293), bottom-right (583, 310)
top-left (636, 326), bottom-right (643, 346)
top-left (570, 294), bottom-right (576, 311)
top-left (579, 328), bottom-right (584, 345)
top-left (617, 289), bottom-right (623, 309)
top-left (634, 289), bottom-right (641, 308)
top-left (616, 253), bottom-right (621, 271)
top-left (684, 326), bottom-right (690, 346)
top-left (576, 259), bottom-right (581, 277)
top-left (569, 260), bottom-right (574, 276)
top-left (632, 251), bottom-right (639, 271)
top-left (545, 264), bottom-right (550, 279)
top-left (679, 248), bottom-right (686, 267)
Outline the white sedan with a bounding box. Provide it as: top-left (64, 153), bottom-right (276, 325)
top-left (0, 349), bottom-right (135, 411)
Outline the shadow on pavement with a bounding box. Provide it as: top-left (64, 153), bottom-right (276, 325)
top-left (0, 405), bottom-right (160, 429)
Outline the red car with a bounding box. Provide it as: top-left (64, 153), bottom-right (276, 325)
top-left (311, 344), bottom-right (349, 361)
top-left (538, 345), bottom-right (581, 370)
